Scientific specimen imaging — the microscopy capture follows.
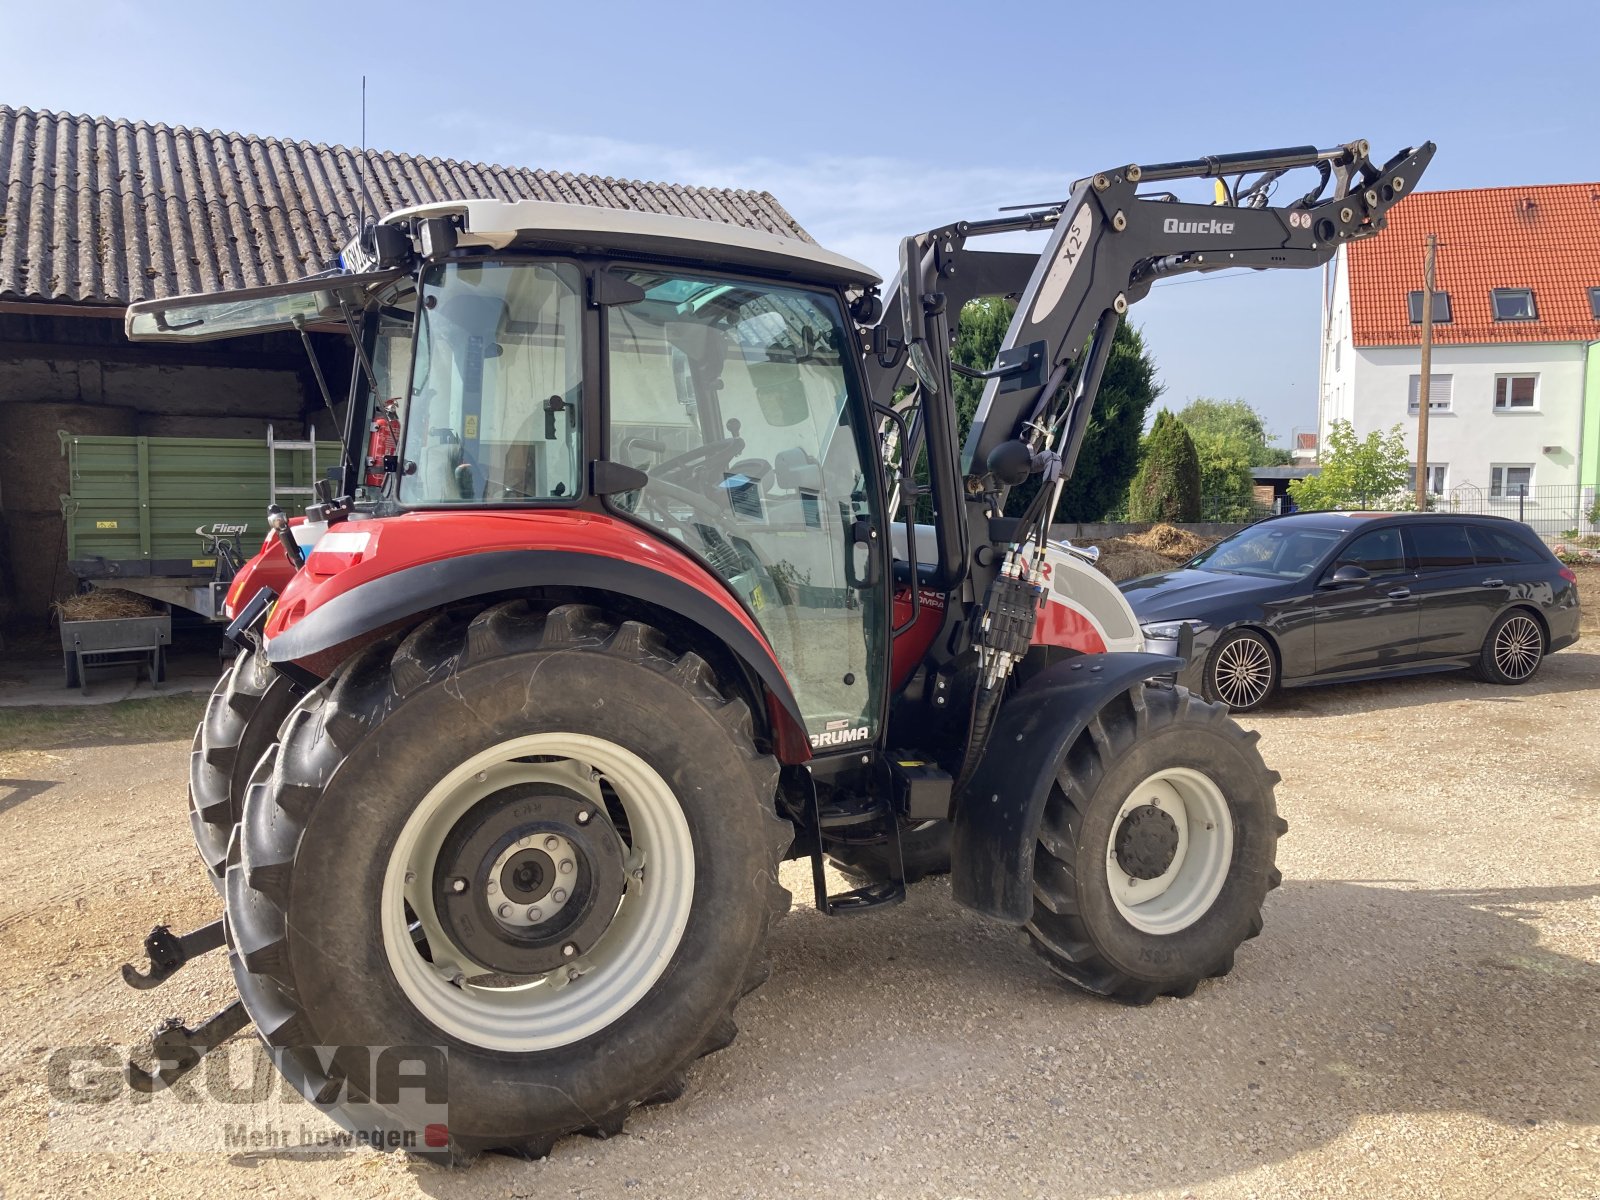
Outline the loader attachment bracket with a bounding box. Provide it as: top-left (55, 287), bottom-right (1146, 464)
top-left (950, 652), bottom-right (1183, 924)
top-left (120, 919), bottom-right (226, 990)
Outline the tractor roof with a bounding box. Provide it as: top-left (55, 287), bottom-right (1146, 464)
top-left (385, 198), bottom-right (881, 289)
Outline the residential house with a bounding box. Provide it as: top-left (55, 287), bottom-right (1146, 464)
top-left (1318, 182), bottom-right (1600, 519)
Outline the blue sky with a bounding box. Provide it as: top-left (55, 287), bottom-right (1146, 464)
top-left (5, 0), bottom-right (1597, 445)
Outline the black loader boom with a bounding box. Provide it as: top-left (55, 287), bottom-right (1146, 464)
top-left (854, 138), bottom-right (1434, 916)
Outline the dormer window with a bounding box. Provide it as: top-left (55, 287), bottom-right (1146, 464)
top-left (1589, 287), bottom-right (1600, 320)
top-left (1491, 288), bottom-right (1537, 321)
top-left (1407, 291), bottom-right (1452, 323)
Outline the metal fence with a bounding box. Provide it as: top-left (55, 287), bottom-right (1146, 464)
top-left (1435, 483), bottom-right (1598, 540)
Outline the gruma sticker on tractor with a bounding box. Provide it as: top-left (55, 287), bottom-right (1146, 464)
top-left (119, 137), bottom-right (1433, 1159)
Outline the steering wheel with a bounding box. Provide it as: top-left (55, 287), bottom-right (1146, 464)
top-left (649, 437), bottom-right (745, 489)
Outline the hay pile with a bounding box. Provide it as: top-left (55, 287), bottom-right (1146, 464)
top-left (1122, 523), bottom-right (1212, 560)
top-left (53, 588), bottom-right (162, 621)
top-left (1087, 523), bottom-right (1217, 583)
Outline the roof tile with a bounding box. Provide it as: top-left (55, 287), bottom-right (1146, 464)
top-left (1349, 182), bottom-right (1600, 347)
top-left (0, 105), bottom-right (813, 305)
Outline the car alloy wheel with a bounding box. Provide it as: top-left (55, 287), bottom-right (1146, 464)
top-left (1492, 614), bottom-right (1542, 682)
top-left (1210, 633), bottom-right (1274, 710)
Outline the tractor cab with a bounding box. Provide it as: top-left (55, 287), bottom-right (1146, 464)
top-left (129, 200), bottom-right (896, 753)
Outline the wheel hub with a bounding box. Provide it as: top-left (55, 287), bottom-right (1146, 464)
top-left (432, 785), bottom-right (625, 975)
top-left (1114, 804), bottom-right (1181, 879)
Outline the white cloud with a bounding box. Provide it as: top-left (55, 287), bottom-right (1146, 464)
top-left (424, 116), bottom-right (1069, 276)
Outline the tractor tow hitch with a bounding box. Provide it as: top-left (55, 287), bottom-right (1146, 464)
top-left (121, 919), bottom-right (227, 989)
top-left (125, 1002), bottom-right (252, 1094)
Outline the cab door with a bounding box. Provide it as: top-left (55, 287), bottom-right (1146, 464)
top-left (1313, 526), bottom-right (1420, 676)
top-left (602, 267), bottom-right (888, 753)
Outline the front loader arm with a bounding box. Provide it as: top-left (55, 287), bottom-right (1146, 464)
top-left (868, 139), bottom-right (1434, 543)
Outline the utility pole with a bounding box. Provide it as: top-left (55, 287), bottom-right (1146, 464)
top-left (1415, 233), bottom-right (1437, 509)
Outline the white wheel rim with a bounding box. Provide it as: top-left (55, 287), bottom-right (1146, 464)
top-left (1493, 615), bottom-right (1542, 680)
top-left (1212, 635), bottom-right (1273, 709)
top-left (1107, 768), bottom-right (1235, 935)
top-left (380, 733), bottom-right (694, 1052)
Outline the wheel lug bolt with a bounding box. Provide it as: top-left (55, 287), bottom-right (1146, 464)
top-left (450, 878), bottom-right (468, 893)
top-left (404, 870), bottom-right (416, 885)
top-left (527, 907), bottom-right (542, 922)
top-left (562, 942), bottom-right (578, 958)
top-left (559, 860), bottom-right (574, 875)
top-left (497, 903), bottom-right (511, 918)
top-left (487, 881), bottom-right (498, 894)
top-left (577, 810), bottom-right (591, 824)
top-left (544, 835), bottom-right (560, 851)
top-left (475, 771), bottom-right (487, 783)
top-left (552, 888), bottom-right (567, 903)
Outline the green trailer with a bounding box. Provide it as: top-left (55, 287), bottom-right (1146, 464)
top-left (58, 427), bottom-right (341, 618)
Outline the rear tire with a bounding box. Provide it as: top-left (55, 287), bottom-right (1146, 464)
top-left (226, 601), bottom-right (792, 1159)
top-left (189, 648), bottom-right (302, 887)
top-left (1472, 608), bottom-right (1545, 685)
top-left (1027, 685), bottom-right (1285, 1004)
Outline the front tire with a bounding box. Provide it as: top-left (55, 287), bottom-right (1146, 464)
top-left (1203, 629), bottom-right (1277, 712)
top-left (226, 601), bottom-right (792, 1159)
top-left (1027, 685), bottom-right (1285, 1004)
top-left (1473, 608), bottom-right (1545, 685)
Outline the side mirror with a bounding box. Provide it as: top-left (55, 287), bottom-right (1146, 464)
top-left (1320, 564), bottom-right (1372, 588)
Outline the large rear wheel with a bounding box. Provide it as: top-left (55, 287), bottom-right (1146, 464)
top-left (1027, 685), bottom-right (1285, 1004)
top-left (189, 647), bottom-right (301, 886)
top-left (226, 601), bottom-right (792, 1158)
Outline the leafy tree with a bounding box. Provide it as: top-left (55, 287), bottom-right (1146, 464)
top-left (947, 298), bottom-right (1160, 520)
top-left (1128, 410), bottom-right (1202, 522)
top-left (1175, 397), bottom-right (1290, 467)
top-left (1187, 429), bottom-right (1256, 519)
top-left (1288, 419), bottom-right (1411, 511)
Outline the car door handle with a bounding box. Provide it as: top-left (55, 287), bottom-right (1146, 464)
top-left (1481, 578), bottom-right (1504, 588)
top-left (1387, 587), bottom-right (1411, 599)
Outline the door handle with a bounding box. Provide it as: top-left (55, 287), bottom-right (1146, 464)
top-left (1387, 587), bottom-right (1411, 599)
top-left (1481, 578), bottom-right (1504, 588)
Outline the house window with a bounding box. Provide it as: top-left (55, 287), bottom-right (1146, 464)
top-left (1408, 463), bottom-right (1448, 494)
top-left (1407, 373), bottom-right (1453, 413)
top-left (1490, 288), bottom-right (1537, 321)
top-left (1493, 375), bottom-right (1537, 410)
top-left (1590, 287), bottom-right (1600, 320)
top-left (1406, 291), bottom-right (1452, 324)
top-left (1490, 464), bottom-right (1533, 499)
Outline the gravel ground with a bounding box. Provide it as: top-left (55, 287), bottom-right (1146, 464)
top-left (1, 640), bottom-right (1597, 1199)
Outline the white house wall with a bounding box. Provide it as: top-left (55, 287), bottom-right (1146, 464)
top-left (1348, 341), bottom-right (1587, 491)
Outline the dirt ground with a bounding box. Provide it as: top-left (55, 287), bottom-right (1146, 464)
top-left (1, 643), bottom-right (1598, 1199)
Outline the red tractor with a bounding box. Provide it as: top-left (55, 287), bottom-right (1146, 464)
top-left (123, 137), bottom-right (1432, 1158)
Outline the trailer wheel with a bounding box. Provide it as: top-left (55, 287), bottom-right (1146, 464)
top-left (188, 648), bottom-right (301, 886)
top-left (1026, 685), bottom-right (1285, 1004)
top-left (226, 601), bottom-right (792, 1159)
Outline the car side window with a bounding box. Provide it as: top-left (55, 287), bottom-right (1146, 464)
top-left (1468, 525), bottom-right (1534, 566)
top-left (1335, 528), bottom-right (1407, 577)
top-left (1407, 523), bottom-right (1474, 570)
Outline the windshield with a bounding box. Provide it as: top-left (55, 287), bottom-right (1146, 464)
top-left (1189, 522), bottom-right (1345, 580)
top-left (400, 261), bottom-right (583, 504)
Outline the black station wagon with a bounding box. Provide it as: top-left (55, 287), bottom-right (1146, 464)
top-left (1121, 512), bottom-right (1582, 711)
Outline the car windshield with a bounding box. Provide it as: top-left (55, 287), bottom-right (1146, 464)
top-left (1189, 523), bottom-right (1345, 580)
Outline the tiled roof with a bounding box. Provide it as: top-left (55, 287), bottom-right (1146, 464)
top-left (0, 105), bottom-right (812, 306)
top-left (1347, 181), bottom-right (1600, 347)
